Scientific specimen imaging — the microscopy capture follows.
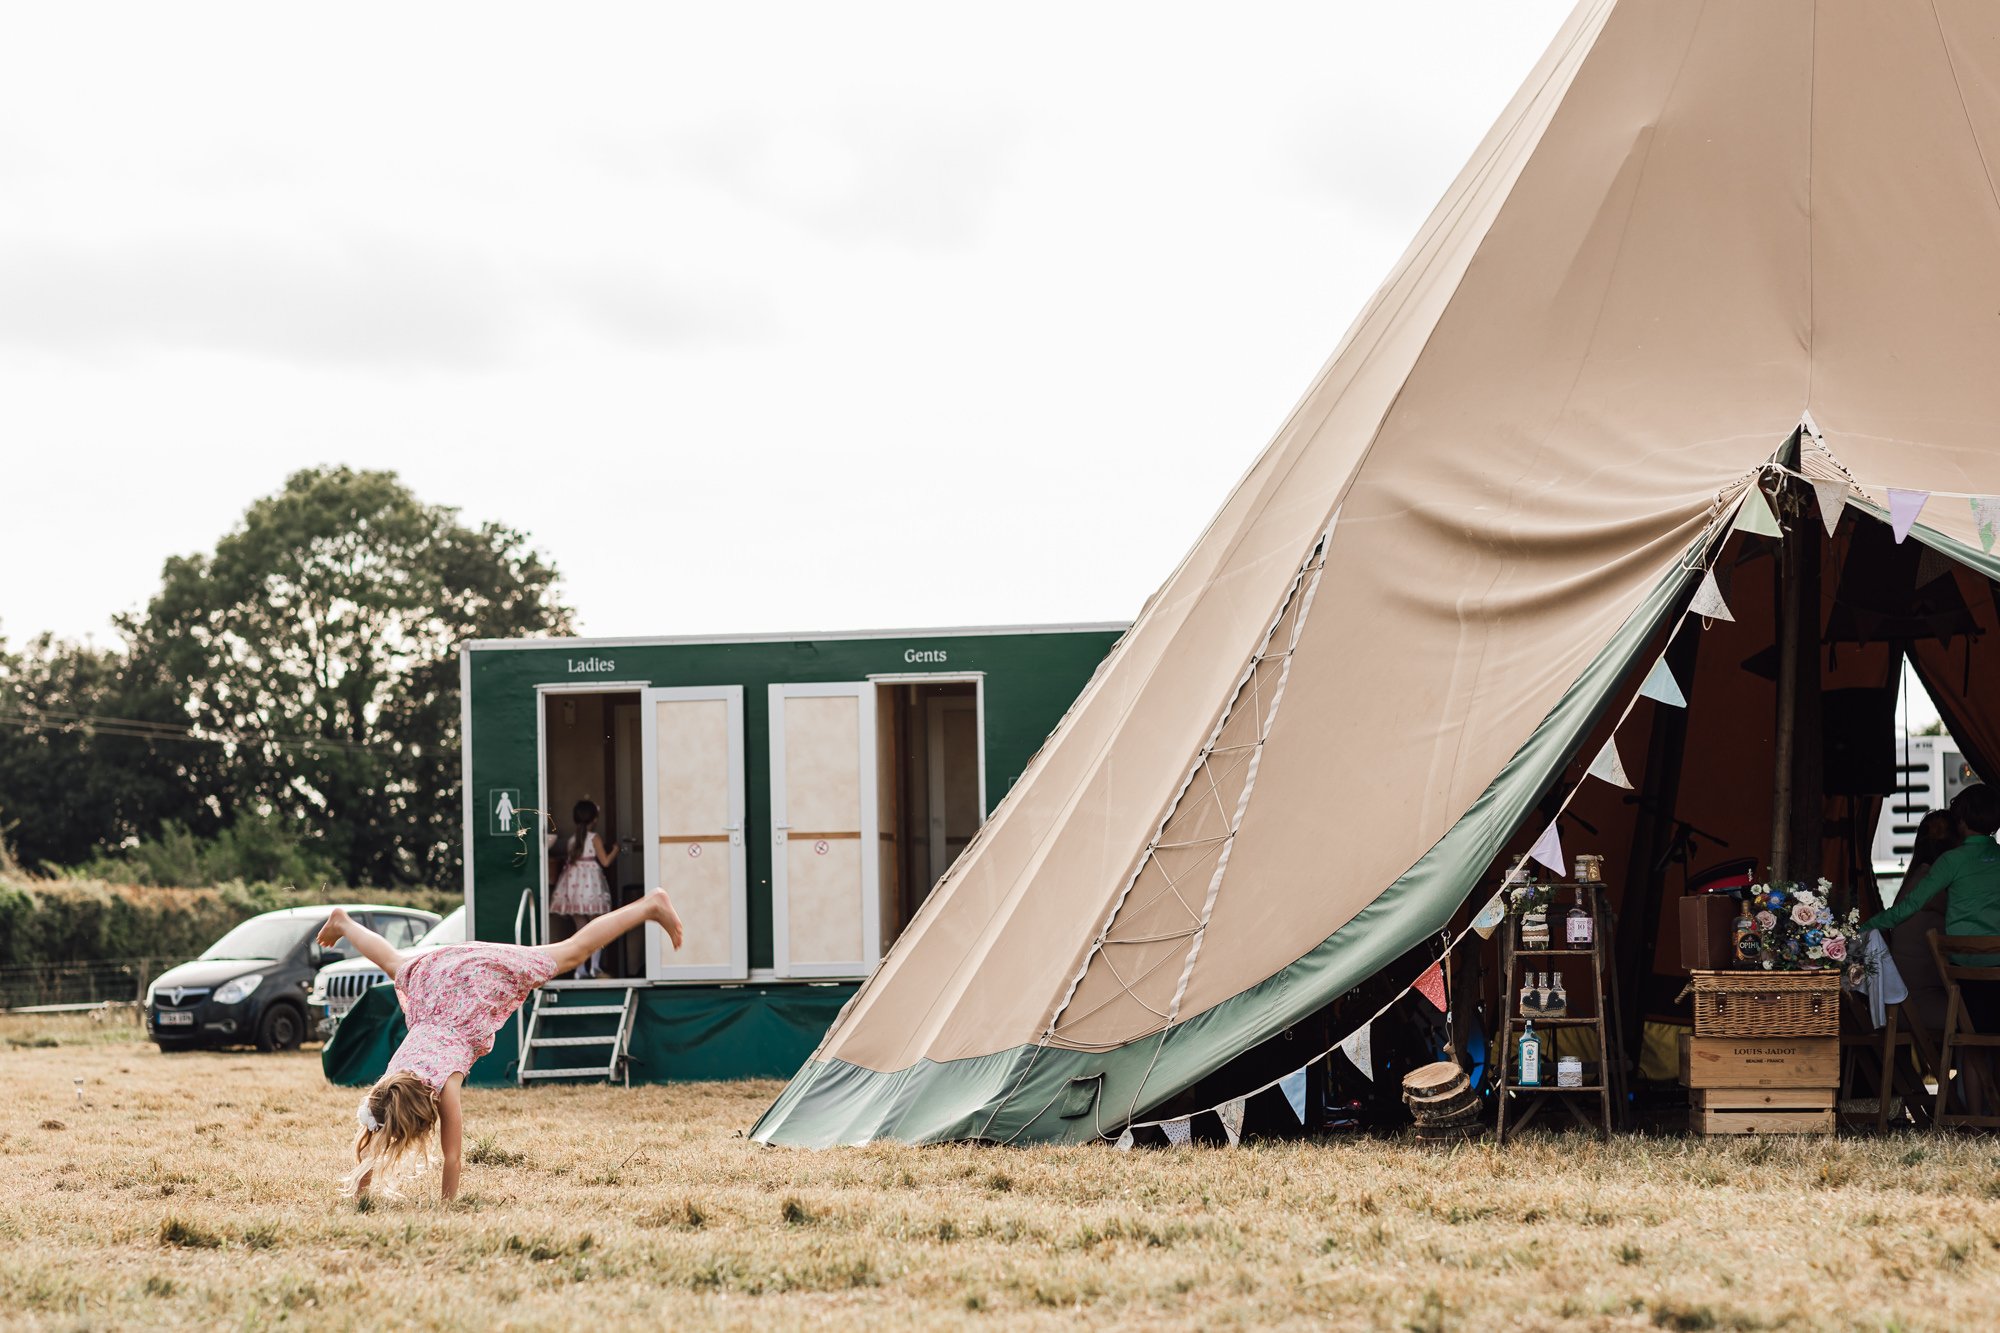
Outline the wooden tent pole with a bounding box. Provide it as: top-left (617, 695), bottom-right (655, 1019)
top-left (1771, 485), bottom-right (1801, 882)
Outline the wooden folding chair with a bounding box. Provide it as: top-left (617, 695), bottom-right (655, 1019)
top-left (1839, 990), bottom-right (1939, 1130)
top-left (1926, 931), bottom-right (2000, 1129)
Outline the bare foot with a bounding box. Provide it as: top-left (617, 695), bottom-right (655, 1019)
top-left (316, 909), bottom-right (351, 949)
top-left (648, 888), bottom-right (685, 951)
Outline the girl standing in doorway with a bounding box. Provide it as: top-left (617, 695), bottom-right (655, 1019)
top-left (551, 798), bottom-right (617, 977)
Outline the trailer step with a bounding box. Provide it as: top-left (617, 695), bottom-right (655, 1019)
top-left (517, 985), bottom-right (639, 1087)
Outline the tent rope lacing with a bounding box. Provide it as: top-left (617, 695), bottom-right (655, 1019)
top-left (1040, 517), bottom-right (1336, 1057)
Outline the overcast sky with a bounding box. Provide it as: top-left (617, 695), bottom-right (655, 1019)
top-left (0, 2), bottom-right (1583, 647)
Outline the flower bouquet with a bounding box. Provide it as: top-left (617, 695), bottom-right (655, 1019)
top-left (1504, 882), bottom-right (1553, 917)
top-left (1737, 878), bottom-right (1863, 974)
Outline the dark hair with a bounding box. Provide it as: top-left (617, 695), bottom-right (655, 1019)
top-left (1952, 784), bottom-right (2000, 836)
top-left (568, 799), bottom-right (600, 861)
top-left (1913, 808), bottom-right (1963, 868)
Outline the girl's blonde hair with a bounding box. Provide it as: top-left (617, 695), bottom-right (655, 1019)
top-left (341, 1071), bottom-right (439, 1197)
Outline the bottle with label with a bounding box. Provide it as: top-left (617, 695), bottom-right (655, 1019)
top-left (1565, 891), bottom-right (1593, 947)
top-left (1730, 894), bottom-right (1759, 967)
top-left (1518, 971), bottom-right (1540, 1017)
top-left (1519, 1021), bottom-right (1543, 1087)
top-left (1545, 971), bottom-right (1568, 1018)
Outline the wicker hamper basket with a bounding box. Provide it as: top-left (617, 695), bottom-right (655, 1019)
top-left (1689, 969), bottom-right (1841, 1037)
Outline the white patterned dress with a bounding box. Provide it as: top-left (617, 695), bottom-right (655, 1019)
top-left (550, 832), bottom-right (613, 915)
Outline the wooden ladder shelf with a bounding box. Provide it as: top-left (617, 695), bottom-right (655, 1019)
top-left (1493, 881), bottom-right (1627, 1143)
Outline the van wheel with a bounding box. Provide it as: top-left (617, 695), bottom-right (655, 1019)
top-left (256, 1003), bottom-right (304, 1052)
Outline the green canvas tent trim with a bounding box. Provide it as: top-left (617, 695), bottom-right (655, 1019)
top-left (753, 528), bottom-right (1717, 1146)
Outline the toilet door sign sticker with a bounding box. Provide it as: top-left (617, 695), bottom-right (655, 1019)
top-left (488, 789), bottom-right (522, 837)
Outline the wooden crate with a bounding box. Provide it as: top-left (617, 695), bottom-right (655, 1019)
top-left (1690, 1087), bottom-right (1834, 1110)
top-left (1678, 1033), bottom-right (1838, 1088)
top-left (1692, 1106), bottom-right (1835, 1135)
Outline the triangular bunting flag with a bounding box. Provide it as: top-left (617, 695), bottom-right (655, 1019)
top-left (1813, 481), bottom-right (1848, 538)
top-left (1800, 408), bottom-right (1823, 440)
top-left (1971, 497), bottom-right (2000, 553)
top-left (1915, 545), bottom-right (1955, 590)
top-left (1733, 487), bottom-right (1783, 539)
top-left (1888, 488), bottom-right (1930, 543)
top-left (1218, 1097), bottom-right (1246, 1147)
top-left (1161, 1117), bottom-right (1192, 1146)
top-left (1278, 1068), bottom-right (1308, 1124)
top-left (1689, 568), bottom-right (1735, 622)
top-left (1587, 737), bottom-right (1633, 790)
top-left (1472, 891), bottom-right (1507, 939)
top-left (1638, 657), bottom-right (1686, 708)
top-left (1526, 820), bottom-right (1565, 879)
top-left (1337, 1024), bottom-right (1374, 1082)
top-left (1414, 960), bottom-right (1448, 1012)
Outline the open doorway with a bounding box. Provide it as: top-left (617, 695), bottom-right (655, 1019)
top-left (540, 689), bottom-right (645, 978)
top-left (875, 680), bottom-right (984, 949)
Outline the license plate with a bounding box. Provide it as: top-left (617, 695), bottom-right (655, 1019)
top-left (157, 1010), bottom-right (193, 1026)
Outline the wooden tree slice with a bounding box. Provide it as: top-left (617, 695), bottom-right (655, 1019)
top-left (1408, 1089), bottom-right (1480, 1122)
top-left (1404, 1077), bottom-right (1475, 1108)
top-left (1401, 1061), bottom-right (1468, 1099)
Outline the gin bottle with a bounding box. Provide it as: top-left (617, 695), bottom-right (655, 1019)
top-left (1519, 1021), bottom-right (1543, 1087)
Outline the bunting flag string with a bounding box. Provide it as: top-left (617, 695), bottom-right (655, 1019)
top-left (1525, 821), bottom-right (1565, 878)
top-left (1689, 567), bottom-right (1734, 622)
top-left (1587, 737), bottom-right (1633, 790)
top-left (1887, 488), bottom-right (1931, 543)
top-left (1112, 457), bottom-right (1996, 1145)
top-left (1115, 478), bottom-right (1803, 1142)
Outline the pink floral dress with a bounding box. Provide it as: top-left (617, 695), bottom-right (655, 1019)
top-left (383, 943), bottom-right (558, 1091)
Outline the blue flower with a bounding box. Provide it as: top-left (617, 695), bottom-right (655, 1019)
top-left (1768, 889), bottom-right (1787, 907)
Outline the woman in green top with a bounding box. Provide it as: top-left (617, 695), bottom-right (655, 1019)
top-left (1865, 785), bottom-right (2000, 942)
top-left (1864, 784), bottom-right (2000, 1029)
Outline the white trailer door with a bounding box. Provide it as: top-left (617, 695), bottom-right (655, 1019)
top-left (769, 682), bottom-right (878, 978)
top-left (641, 685), bottom-right (748, 980)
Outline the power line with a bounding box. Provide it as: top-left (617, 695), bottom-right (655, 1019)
top-left (0, 706), bottom-right (389, 756)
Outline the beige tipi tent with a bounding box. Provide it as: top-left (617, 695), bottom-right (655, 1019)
top-left (754, 0), bottom-right (2000, 1146)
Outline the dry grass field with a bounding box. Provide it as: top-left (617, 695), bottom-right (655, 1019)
top-left (4, 1011), bottom-right (2000, 1331)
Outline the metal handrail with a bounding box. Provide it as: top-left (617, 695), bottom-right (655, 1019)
top-left (513, 886), bottom-right (539, 947)
top-left (513, 886), bottom-right (538, 1078)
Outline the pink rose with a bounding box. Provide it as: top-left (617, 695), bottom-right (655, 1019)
top-left (1823, 935), bottom-right (1847, 961)
top-left (1791, 903), bottom-right (1817, 927)
top-left (1756, 911), bottom-right (1778, 932)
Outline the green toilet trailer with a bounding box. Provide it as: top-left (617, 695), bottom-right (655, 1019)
top-left (341, 624), bottom-right (1122, 1088)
